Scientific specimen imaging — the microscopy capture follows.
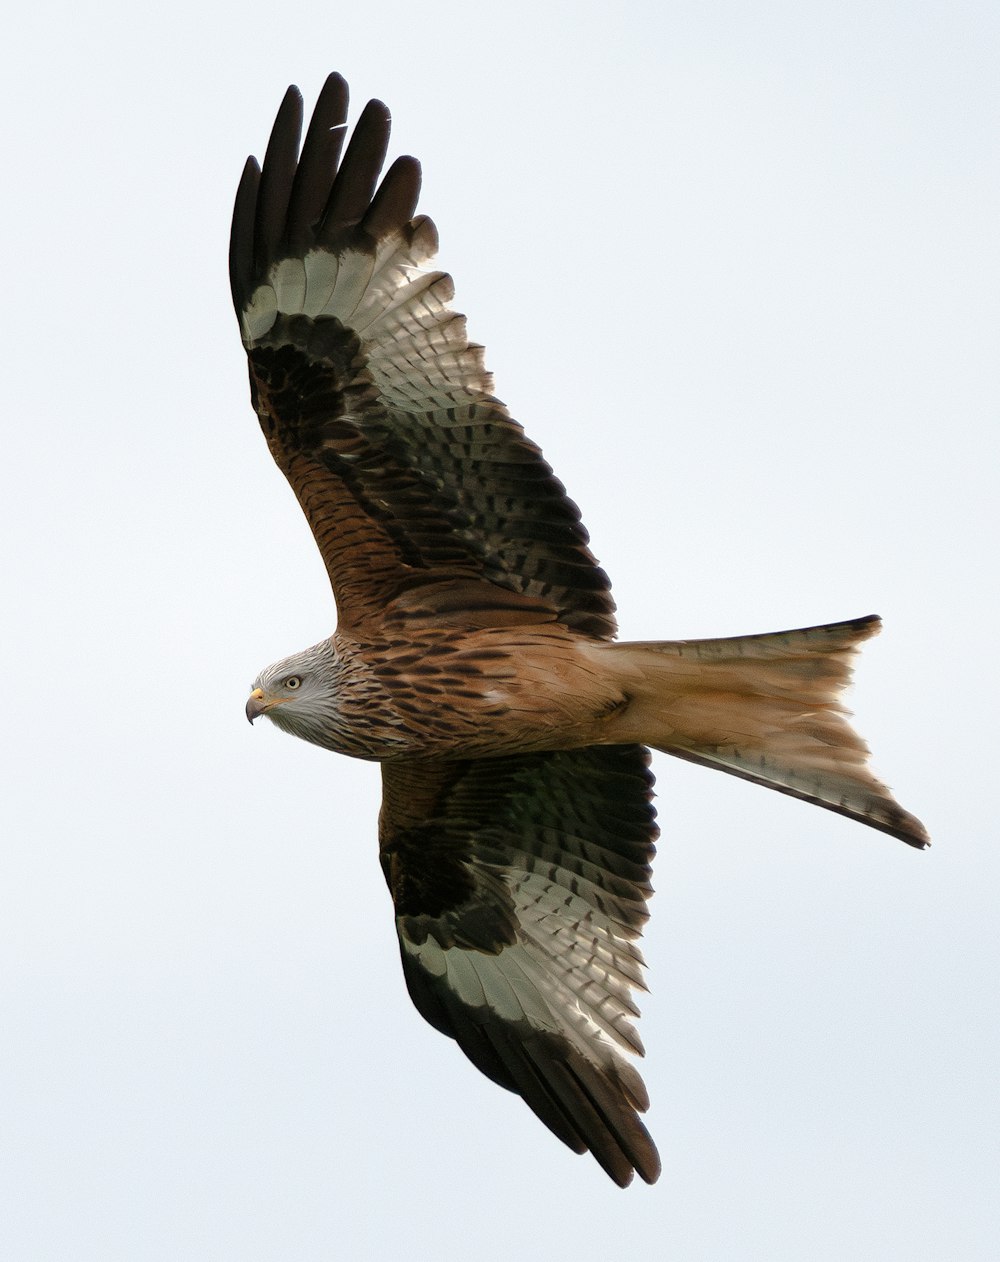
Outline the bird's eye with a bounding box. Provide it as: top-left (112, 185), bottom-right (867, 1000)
top-left (284, 676), bottom-right (301, 690)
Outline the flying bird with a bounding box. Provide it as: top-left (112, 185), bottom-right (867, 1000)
top-left (231, 73), bottom-right (928, 1187)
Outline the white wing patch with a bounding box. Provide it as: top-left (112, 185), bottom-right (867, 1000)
top-left (241, 284), bottom-right (278, 343)
top-left (239, 217), bottom-right (496, 416)
top-left (269, 256), bottom-right (307, 313)
top-left (401, 863), bottom-right (649, 1089)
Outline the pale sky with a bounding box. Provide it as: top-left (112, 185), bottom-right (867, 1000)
top-left (3, 2), bottom-right (998, 1258)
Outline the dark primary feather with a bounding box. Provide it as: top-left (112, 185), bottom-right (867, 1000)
top-left (362, 155), bottom-right (422, 240)
top-left (379, 747), bottom-right (661, 1186)
top-left (254, 85), bottom-right (303, 275)
top-left (229, 157), bottom-right (260, 315)
top-left (230, 78), bottom-right (617, 638)
top-left (286, 74), bottom-right (350, 246)
top-left (318, 98), bottom-right (392, 240)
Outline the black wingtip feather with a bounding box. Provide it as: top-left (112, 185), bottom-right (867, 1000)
top-left (521, 1042), bottom-right (657, 1187)
top-left (318, 97), bottom-right (392, 240)
top-left (362, 155), bottom-right (422, 240)
top-left (253, 85), bottom-right (303, 275)
top-left (563, 1058), bottom-right (661, 1185)
top-left (230, 78), bottom-right (417, 324)
top-left (285, 72), bottom-right (350, 247)
top-left (230, 156), bottom-right (261, 314)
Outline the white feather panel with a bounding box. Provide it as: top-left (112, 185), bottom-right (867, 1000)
top-left (439, 948), bottom-right (489, 1009)
top-left (482, 952), bottom-right (563, 1034)
top-left (353, 269), bottom-right (452, 336)
top-left (510, 937), bottom-right (641, 1061)
top-left (408, 936), bottom-right (447, 978)
top-left (301, 249), bottom-right (339, 319)
top-left (269, 257), bottom-right (307, 313)
top-left (321, 250), bottom-right (376, 321)
top-left (243, 213), bottom-right (495, 422)
top-left (509, 868), bottom-right (646, 946)
top-left (462, 953), bottom-right (528, 1025)
top-left (241, 284), bottom-right (278, 344)
top-left (507, 874), bottom-right (645, 1054)
top-left (402, 887), bottom-right (645, 1063)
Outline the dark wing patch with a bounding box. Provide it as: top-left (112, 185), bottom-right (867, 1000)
top-left (378, 746), bottom-right (661, 1186)
top-left (231, 75), bottom-right (617, 637)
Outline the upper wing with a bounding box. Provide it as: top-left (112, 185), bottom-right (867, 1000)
top-left (378, 745), bottom-right (661, 1186)
top-left (230, 75), bottom-right (616, 638)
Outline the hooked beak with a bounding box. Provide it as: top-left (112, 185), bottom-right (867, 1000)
top-left (246, 687), bottom-right (269, 724)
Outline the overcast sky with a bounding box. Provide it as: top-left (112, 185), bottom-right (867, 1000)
top-left (3, 2), bottom-right (997, 1258)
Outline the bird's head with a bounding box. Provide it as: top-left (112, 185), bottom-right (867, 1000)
top-left (245, 640), bottom-right (340, 748)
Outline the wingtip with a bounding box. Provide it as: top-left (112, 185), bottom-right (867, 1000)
top-left (281, 82), bottom-right (304, 110)
top-left (361, 96), bottom-right (392, 124)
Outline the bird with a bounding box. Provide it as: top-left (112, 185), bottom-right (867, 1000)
top-left (230, 72), bottom-right (929, 1187)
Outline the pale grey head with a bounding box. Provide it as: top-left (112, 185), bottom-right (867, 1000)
top-left (245, 639), bottom-right (342, 750)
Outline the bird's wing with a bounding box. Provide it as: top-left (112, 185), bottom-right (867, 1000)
top-left (230, 75), bottom-right (616, 638)
top-left (378, 745), bottom-right (661, 1186)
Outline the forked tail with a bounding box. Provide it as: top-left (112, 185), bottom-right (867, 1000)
top-left (604, 615), bottom-right (928, 847)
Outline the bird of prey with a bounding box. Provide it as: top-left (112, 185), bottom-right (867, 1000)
top-left (231, 73), bottom-right (928, 1187)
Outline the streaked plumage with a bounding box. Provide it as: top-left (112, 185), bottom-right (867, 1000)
top-left (232, 73), bottom-right (928, 1187)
